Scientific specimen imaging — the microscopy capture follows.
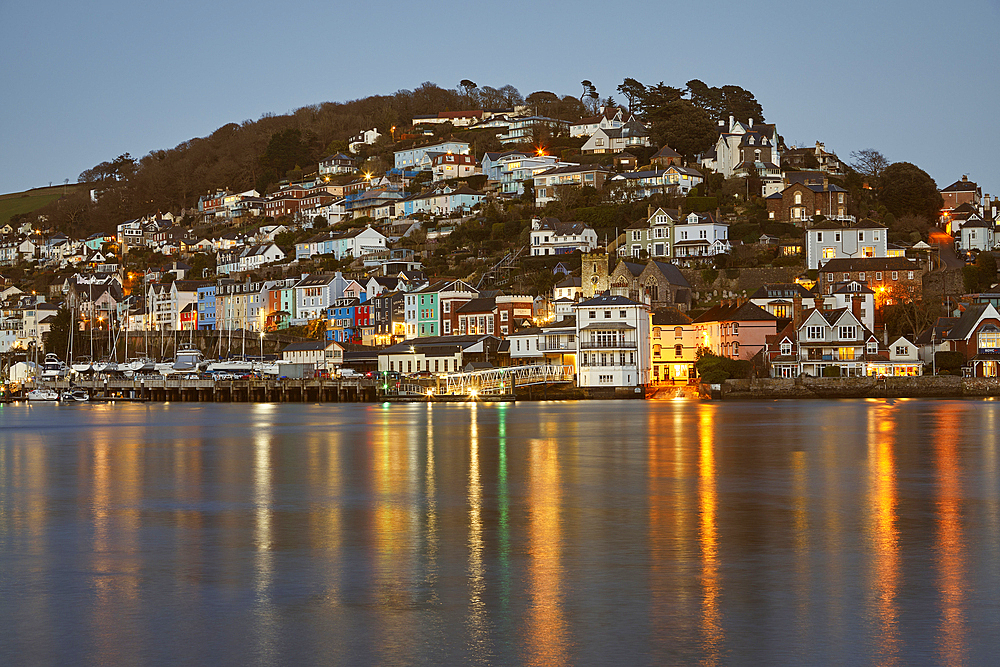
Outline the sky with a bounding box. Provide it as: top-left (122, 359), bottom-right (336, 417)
top-left (2, 0), bottom-right (998, 198)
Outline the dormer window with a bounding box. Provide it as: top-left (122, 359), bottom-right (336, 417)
top-left (781, 342), bottom-right (792, 356)
top-left (867, 341), bottom-right (878, 354)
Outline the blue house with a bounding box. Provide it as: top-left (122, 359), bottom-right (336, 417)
top-left (326, 298), bottom-right (359, 343)
top-left (197, 284), bottom-right (217, 330)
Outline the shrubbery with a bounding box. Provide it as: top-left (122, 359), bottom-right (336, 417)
top-left (695, 351), bottom-right (752, 383)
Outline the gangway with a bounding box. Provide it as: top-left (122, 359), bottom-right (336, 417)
top-left (445, 365), bottom-right (575, 395)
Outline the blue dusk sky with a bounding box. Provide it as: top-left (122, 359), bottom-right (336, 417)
top-left (1, 0), bottom-right (997, 196)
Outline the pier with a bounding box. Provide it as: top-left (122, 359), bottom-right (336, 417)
top-left (34, 377), bottom-right (380, 403)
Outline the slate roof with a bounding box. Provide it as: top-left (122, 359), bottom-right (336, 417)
top-left (748, 283), bottom-right (813, 300)
top-left (651, 308), bottom-right (692, 325)
top-left (648, 260), bottom-right (691, 288)
top-left (942, 178), bottom-right (978, 192)
top-left (692, 301), bottom-right (777, 324)
top-left (819, 257), bottom-right (920, 272)
top-left (577, 293), bottom-right (643, 307)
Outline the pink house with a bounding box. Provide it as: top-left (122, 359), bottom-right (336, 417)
top-left (692, 300), bottom-right (778, 361)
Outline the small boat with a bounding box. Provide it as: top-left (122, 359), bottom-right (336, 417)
top-left (207, 357), bottom-right (255, 374)
top-left (61, 389), bottom-right (89, 402)
top-left (27, 389), bottom-right (59, 401)
top-left (159, 348), bottom-right (206, 375)
top-left (71, 357), bottom-right (94, 374)
top-left (121, 358), bottom-right (156, 376)
top-left (91, 359), bottom-right (120, 374)
top-left (40, 354), bottom-right (68, 381)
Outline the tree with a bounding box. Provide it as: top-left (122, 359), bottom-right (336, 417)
top-left (617, 78), bottom-right (646, 112)
top-left (849, 149), bottom-right (890, 181)
top-left (459, 79), bottom-right (478, 106)
top-left (684, 80), bottom-right (763, 124)
top-left (43, 307), bottom-right (72, 356)
top-left (648, 101), bottom-right (717, 158)
top-left (877, 162), bottom-right (943, 223)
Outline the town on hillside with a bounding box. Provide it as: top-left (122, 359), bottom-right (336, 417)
top-left (2, 79), bottom-right (998, 392)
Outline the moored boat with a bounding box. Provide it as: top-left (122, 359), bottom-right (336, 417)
top-left (27, 388), bottom-right (59, 401)
top-left (61, 389), bottom-right (89, 402)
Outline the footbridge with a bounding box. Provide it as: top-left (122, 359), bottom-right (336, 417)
top-left (444, 365), bottom-right (575, 395)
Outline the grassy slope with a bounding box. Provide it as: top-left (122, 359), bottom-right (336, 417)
top-left (0, 184), bottom-right (88, 225)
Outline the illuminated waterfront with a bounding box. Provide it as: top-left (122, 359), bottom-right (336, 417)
top-left (1, 400), bottom-right (999, 665)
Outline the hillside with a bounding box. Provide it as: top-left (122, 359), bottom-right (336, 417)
top-left (0, 184), bottom-right (88, 226)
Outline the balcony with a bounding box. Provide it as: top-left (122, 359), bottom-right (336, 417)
top-left (580, 341), bottom-right (638, 350)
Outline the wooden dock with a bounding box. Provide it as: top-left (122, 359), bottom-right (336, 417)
top-left (35, 377), bottom-right (381, 403)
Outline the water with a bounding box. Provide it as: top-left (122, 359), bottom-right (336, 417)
top-left (1, 399), bottom-right (999, 666)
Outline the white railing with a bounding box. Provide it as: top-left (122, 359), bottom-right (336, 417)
top-left (444, 365), bottom-right (575, 395)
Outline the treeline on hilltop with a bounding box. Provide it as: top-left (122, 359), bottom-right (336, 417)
top-left (16, 78), bottom-right (768, 237)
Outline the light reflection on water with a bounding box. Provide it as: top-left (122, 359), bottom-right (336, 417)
top-left (1, 400), bottom-right (1000, 665)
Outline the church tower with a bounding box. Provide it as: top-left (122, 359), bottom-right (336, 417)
top-left (581, 250), bottom-right (609, 298)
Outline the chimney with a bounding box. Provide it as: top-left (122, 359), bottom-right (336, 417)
top-left (793, 295), bottom-right (803, 330)
top-left (648, 204), bottom-right (653, 220)
top-left (729, 115), bottom-right (734, 131)
top-left (851, 294), bottom-right (862, 320)
top-left (748, 118), bottom-right (754, 128)
top-left (962, 175), bottom-right (969, 182)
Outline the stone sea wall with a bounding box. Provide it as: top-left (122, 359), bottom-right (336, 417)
top-left (715, 375), bottom-right (1000, 399)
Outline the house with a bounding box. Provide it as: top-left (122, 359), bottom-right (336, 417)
top-left (671, 212), bottom-right (731, 261)
top-left (650, 145), bottom-right (682, 168)
top-left (412, 110), bottom-right (485, 128)
top-left (748, 283), bottom-right (816, 319)
top-left (703, 116), bottom-right (781, 180)
top-left (295, 227), bottom-right (387, 261)
top-left (616, 207), bottom-right (679, 260)
top-left (766, 307), bottom-right (920, 378)
top-left (506, 316), bottom-right (578, 369)
top-left (766, 179), bottom-right (851, 224)
top-left (940, 175), bottom-right (981, 212)
top-left (607, 168), bottom-right (700, 201)
top-left (498, 116), bottom-right (570, 146)
top-left (553, 275), bottom-right (583, 302)
top-left (939, 302), bottom-right (1000, 376)
top-left (781, 142), bottom-right (845, 176)
top-left (573, 293), bottom-right (652, 389)
top-left (318, 153), bottom-right (356, 176)
top-left (370, 290), bottom-right (406, 346)
top-left (959, 218), bottom-right (995, 253)
top-left (431, 153), bottom-right (480, 182)
top-left (693, 301), bottom-right (778, 361)
top-left (394, 141), bottom-right (470, 171)
top-left (533, 164), bottom-right (613, 206)
top-left (197, 284), bottom-right (216, 330)
top-left (404, 279), bottom-right (478, 338)
top-left (294, 273), bottom-right (346, 323)
top-left (281, 340), bottom-right (344, 373)
top-left (569, 106), bottom-right (636, 138)
top-left (825, 281), bottom-right (876, 333)
top-left (805, 220), bottom-right (889, 270)
top-left (348, 128), bottom-right (380, 154)
top-left (816, 257), bottom-right (924, 306)
top-left (530, 218), bottom-right (599, 256)
top-left (650, 308), bottom-right (698, 384)
top-left (455, 297), bottom-right (497, 336)
top-left (377, 335), bottom-right (501, 375)
top-left (484, 152), bottom-right (575, 196)
top-left (580, 121), bottom-right (651, 154)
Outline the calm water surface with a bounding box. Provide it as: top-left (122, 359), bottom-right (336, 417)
top-left (1, 399), bottom-right (999, 665)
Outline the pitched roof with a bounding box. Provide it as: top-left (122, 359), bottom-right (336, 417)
top-left (820, 257), bottom-right (921, 272)
top-left (577, 293), bottom-right (643, 307)
top-left (648, 261), bottom-right (691, 288)
top-left (748, 283), bottom-right (814, 300)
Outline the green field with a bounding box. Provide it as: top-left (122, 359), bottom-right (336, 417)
top-left (0, 184), bottom-right (90, 226)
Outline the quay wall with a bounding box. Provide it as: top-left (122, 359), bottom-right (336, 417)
top-left (717, 376), bottom-right (1000, 399)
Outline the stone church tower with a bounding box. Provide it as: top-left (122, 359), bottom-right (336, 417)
top-left (581, 250), bottom-right (609, 298)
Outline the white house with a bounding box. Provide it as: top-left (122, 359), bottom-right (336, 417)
top-left (294, 274), bottom-right (346, 323)
top-left (672, 213), bottom-right (731, 260)
top-left (349, 128), bottom-right (381, 154)
top-left (958, 219), bottom-right (994, 253)
top-left (573, 293), bottom-right (651, 389)
top-left (530, 218), bottom-right (599, 256)
top-left (805, 220), bottom-right (889, 270)
top-left (569, 106), bottom-right (635, 138)
top-left (580, 121), bottom-right (651, 154)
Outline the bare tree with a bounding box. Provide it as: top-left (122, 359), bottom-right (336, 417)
top-left (849, 149), bottom-right (889, 180)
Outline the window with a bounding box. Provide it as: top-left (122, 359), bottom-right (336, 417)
top-left (839, 347), bottom-right (856, 361)
top-left (732, 342), bottom-right (739, 357)
top-left (908, 272), bottom-right (914, 280)
top-left (620, 310), bottom-right (627, 318)
top-left (781, 342), bottom-right (792, 356)
top-left (827, 273), bottom-right (834, 282)
top-left (859, 272), bottom-right (865, 281)
top-left (835, 232), bottom-right (841, 242)
top-left (863, 247), bottom-right (875, 257)
top-left (653, 327), bottom-right (661, 339)
top-left (434, 360), bottom-right (439, 372)
top-left (675, 344), bottom-right (683, 357)
top-left (588, 311), bottom-right (596, 319)
top-left (807, 326), bottom-right (824, 340)
top-left (876, 272), bottom-right (883, 281)
top-left (867, 341), bottom-right (878, 354)
top-left (979, 329), bottom-right (1000, 351)
top-left (632, 231), bottom-right (641, 241)
top-left (794, 192), bottom-right (802, 205)
top-left (895, 345), bottom-right (907, 356)
top-left (675, 327), bottom-right (683, 338)
top-left (817, 232), bottom-right (823, 242)
top-left (732, 323), bottom-right (739, 335)
top-left (859, 232), bottom-right (865, 242)
top-left (839, 326), bottom-right (857, 340)
top-left (604, 310), bottom-right (611, 318)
